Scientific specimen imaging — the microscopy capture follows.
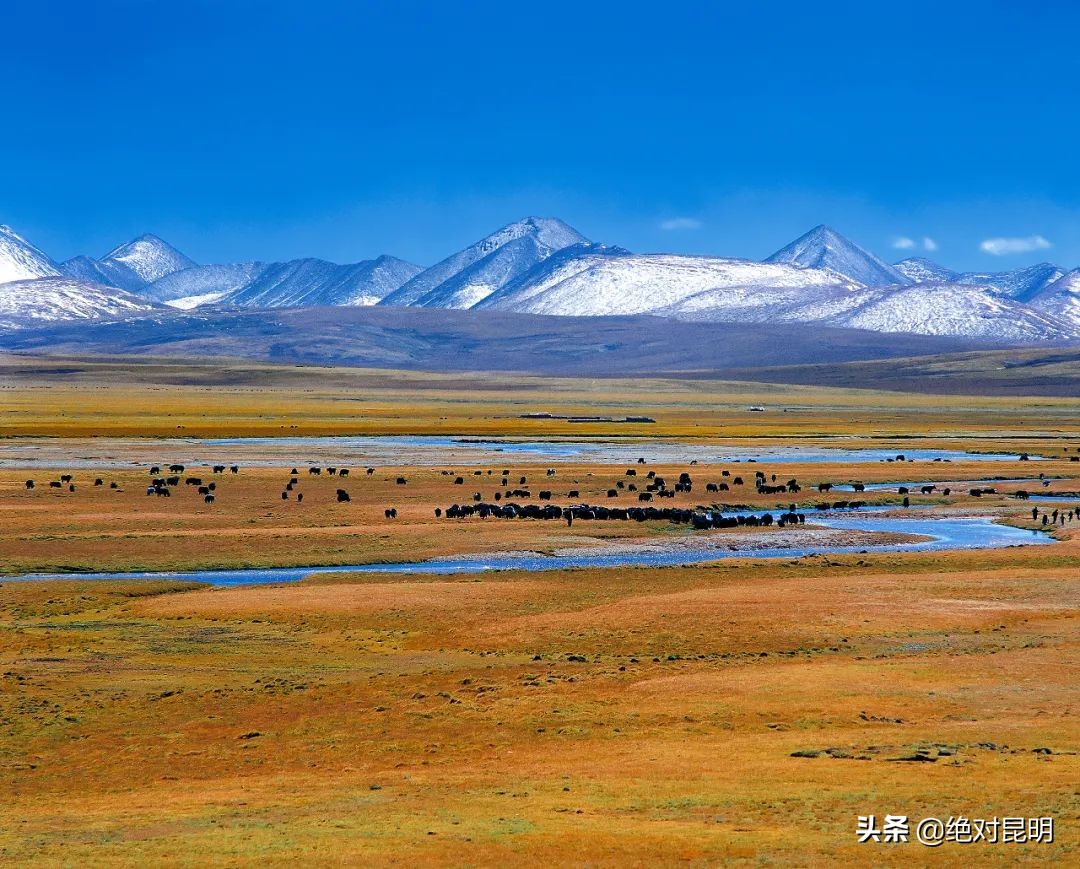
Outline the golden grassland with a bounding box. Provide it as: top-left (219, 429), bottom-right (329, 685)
top-left (2, 353), bottom-right (1080, 444)
top-left (1, 546), bottom-right (1077, 865)
top-left (0, 357), bottom-right (1078, 864)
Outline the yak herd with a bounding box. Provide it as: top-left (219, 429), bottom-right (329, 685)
top-left (19, 456), bottom-right (1078, 531)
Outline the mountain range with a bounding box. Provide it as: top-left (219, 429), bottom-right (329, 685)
top-left (0, 218), bottom-right (1078, 344)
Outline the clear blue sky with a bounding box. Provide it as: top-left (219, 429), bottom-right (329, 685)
top-left (4, 0), bottom-right (1078, 271)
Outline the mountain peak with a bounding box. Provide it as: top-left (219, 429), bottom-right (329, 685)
top-left (378, 216), bottom-right (589, 308)
top-left (766, 225), bottom-right (910, 287)
top-left (100, 233), bottom-right (197, 287)
top-left (0, 224), bottom-right (60, 284)
top-left (893, 257), bottom-right (958, 284)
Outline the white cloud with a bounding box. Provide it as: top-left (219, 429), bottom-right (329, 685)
top-left (894, 235), bottom-right (938, 252)
top-left (979, 235), bottom-right (1052, 256)
top-left (659, 217), bottom-right (702, 231)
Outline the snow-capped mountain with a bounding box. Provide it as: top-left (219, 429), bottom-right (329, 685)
top-left (142, 262), bottom-right (267, 308)
top-left (663, 277), bottom-right (1073, 341)
top-left (379, 217), bottom-right (586, 308)
top-left (59, 254), bottom-right (122, 287)
top-left (1, 218), bottom-right (1078, 344)
top-left (954, 262), bottom-right (1065, 301)
top-left (478, 247), bottom-right (860, 316)
top-left (820, 282), bottom-right (1074, 341)
top-left (1027, 269), bottom-right (1080, 330)
top-left (98, 234), bottom-right (196, 292)
top-left (896, 257), bottom-right (1065, 301)
top-left (221, 255), bottom-right (421, 308)
top-left (475, 243), bottom-right (632, 311)
top-left (0, 277), bottom-right (154, 329)
top-left (893, 257), bottom-right (958, 284)
top-left (0, 225), bottom-right (61, 284)
top-left (767, 224), bottom-right (911, 287)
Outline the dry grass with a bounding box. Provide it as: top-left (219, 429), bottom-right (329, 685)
top-left (0, 358), bottom-right (1078, 864)
top-left (1, 549), bottom-right (1077, 865)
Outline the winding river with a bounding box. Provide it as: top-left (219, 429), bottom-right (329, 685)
top-left (1, 514), bottom-right (1053, 587)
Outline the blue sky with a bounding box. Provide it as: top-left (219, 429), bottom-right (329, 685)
top-left (3, 1), bottom-right (1078, 270)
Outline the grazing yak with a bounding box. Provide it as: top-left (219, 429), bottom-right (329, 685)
top-left (385, 508), bottom-right (397, 519)
top-left (396, 477), bottom-right (407, 485)
top-left (230, 465), bottom-right (239, 474)
top-left (309, 467), bottom-right (322, 475)
top-left (49, 481), bottom-right (62, 489)
top-left (25, 480), bottom-right (34, 489)
top-left (204, 494), bottom-right (215, 504)
top-left (336, 489), bottom-right (351, 502)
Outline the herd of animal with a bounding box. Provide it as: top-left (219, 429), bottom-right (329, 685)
top-left (18, 460), bottom-right (1078, 531)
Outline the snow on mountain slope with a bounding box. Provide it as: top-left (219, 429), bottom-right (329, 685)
top-left (475, 243), bottom-right (632, 311)
top-left (59, 254), bottom-right (121, 287)
top-left (412, 233), bottom-right (568, 309)
top-left (379, 217), bottom-right (586, 308)
top-left (0, 277), bottom-right (154, 329)
top-left (766, 225), bottom-right (910, 286)
top-left (894, 258), bottom-right (1066, 303)
top-left (98, 234), bottom-right (196, 291)
top-left (893, 257), bottom-right (958, 284)
top-left (1026, 269), bottom-right (1080, 330)
top-left (478, 251), bottom-right (861, 317)
top-left (0, 225), bottom-right (61, 284)
top-left (145, 262), bottom-right (266, 305)
top-left (221, 255), bottom-right (421, 308)
top-left (657, 279), bottom-right (866, 325)
top-left (822, 282), bottom-right (1074, 341)
top-left (952, 262), bottom-right (1065, 301)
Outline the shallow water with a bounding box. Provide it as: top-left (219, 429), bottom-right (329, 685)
top-left (829, 477), bottom-right (1063, 492)
top-left (0, 435), bottom-right (1039, 469)
top-left (1, 515), bottom-right (1052, 587)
